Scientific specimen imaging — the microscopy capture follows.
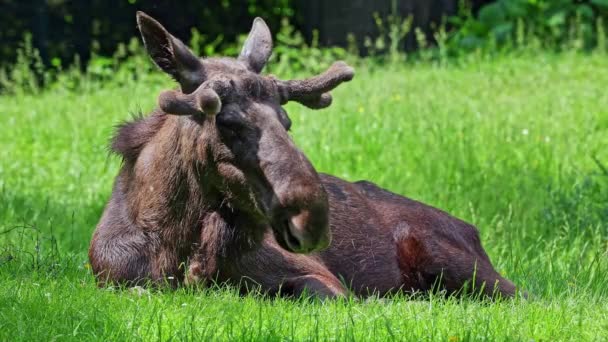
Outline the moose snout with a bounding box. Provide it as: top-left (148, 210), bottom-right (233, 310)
top-left (261, 135), bottom-right (332, 254)
top-left (271, 190), bottom-right (331, 254)
top-left (283, 208), bottom-right (330, 253)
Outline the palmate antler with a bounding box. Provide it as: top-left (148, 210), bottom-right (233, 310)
top-left (275, 61), bottom-right (355, 109)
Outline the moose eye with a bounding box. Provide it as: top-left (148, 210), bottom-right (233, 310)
top-left (216, 109), bottom-right (246, 132)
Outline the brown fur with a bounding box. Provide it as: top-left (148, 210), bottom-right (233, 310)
top-left (89, 12), bottom-right (519, 298)
top-left (209, 176), bottom-right (516, 298)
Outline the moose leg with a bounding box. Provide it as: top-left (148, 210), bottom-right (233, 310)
top-left (281, 274), bottom-right (347, 299)
top-left (219, 234), bottom-right (348, 299)
top-left (184, 211), bottom-right (230, 286)
top-left (149, 247), bottom-right (186, 287)
top-left (396, 224), bottom-right (517, 298)
top-left (89, 227), bottom-right (153, 286)
top-left (90, 230), bottom-right (187, 287)
top-left (435, 254), bottom-right (517, 298)
top-left (185, 252), bottom-right (219, 286)
top-left (90, 212), bottom-right (184, 287)
top-left (187, 242), bottom-right (348, 298)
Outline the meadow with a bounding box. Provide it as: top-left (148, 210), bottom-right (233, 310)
top-left (1, 51), bottom-right (607, 340)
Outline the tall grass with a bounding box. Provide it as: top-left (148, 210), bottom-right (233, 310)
top-left (1, 48), bottom-right (607, 340)
top-left (1, 12), bottom-right (608, 339)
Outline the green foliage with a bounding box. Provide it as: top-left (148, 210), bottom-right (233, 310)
top-left (1, 52), bottom-right (608, 340)
top-left (0, 18), bottom-right (351, 95)
top-left (7, 0), bottom-right (608, 93)
top-left (363, 12), bottom-right (413, 63)
top-left (270, 18), bottom-right (348, 75)
top-left (0, 0), bottom-right (296, 72)
top-left (1, 4), bottom-right (608, 339)
top-left (0, 33), bottom-right (47, 94)
top-left (449, 0), bottom-right (608, 52)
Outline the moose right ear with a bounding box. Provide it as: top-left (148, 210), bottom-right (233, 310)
top-left (238, 17), bottom-right (273, 73)
top-left (136, 11), bottom-right (204, 93)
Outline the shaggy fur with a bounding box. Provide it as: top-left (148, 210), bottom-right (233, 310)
top-left (89, 12), bottom-right (518, 298)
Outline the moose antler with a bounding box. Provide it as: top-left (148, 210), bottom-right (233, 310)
top-left (158, 62), bottom-right (355, 114)
top-left (158, 80), bottom-right (228, 116)
top-left (276, 61), bottom-right (355, 109)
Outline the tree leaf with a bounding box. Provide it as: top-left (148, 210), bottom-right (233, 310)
top-left (479, 3), bottom-right (506, 25)
top-left (591, 0), bottom-right (608, 8)
top-left (576, 4), bottom-right (594, 19)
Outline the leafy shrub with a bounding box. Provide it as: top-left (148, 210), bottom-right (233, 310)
top-left (270, 18), bottom-right (348, 76)
top-left (0, 18), bottom-right (349, 94)
top-left (449, 0), bottom-right (608, 52)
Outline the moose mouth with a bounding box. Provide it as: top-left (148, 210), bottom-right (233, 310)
top-left (271, 219), bottom-right (306, 253)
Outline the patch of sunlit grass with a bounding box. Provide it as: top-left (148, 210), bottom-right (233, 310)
top-left (1, 52), bottom-right (607, 340)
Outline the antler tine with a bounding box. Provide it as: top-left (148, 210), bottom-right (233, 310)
top-left (277, 61), bottom-right (355, 109)
top-left (158, 81), bottom-right (223, 116)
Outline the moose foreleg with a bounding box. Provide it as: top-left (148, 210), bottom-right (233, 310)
top-left (282, 274), bottom-right (347, 299)
top-left (396, 223), bottom-right (518, 298)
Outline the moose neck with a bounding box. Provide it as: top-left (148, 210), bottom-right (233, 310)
top-left (116, 112), bottom-right (264, 262)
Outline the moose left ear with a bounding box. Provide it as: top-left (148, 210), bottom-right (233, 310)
top-left (136, 11), bottom-right (205, 93)
top-left (238, 17), bottom-right (273, 73)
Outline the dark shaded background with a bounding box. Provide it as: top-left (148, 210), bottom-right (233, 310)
top-left (0, 0), bottom-right (491, 67)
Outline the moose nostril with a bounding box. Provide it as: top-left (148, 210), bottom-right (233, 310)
top-left (275, 206), bottom-right (330, 253)
top-left (285, 210), bottom-right (324, 253)
top-left (283, 219), bottom-right (303, 251)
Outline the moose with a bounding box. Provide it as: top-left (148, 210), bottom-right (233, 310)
top-left (89, 12), bottom-right (519, 298)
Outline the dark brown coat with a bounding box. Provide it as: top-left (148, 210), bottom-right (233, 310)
top-left (89, 12), bottom-right (518, 298)
top-left (207, 175), bottom-right (516, 298)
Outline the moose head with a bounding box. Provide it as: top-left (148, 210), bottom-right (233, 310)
top-left (135, 12), bottom-right (354, 254)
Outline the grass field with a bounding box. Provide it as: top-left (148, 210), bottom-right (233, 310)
top-left (1, 52), bottom-right (607, 341)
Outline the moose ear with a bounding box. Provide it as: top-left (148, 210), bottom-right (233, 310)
top-left (136, 11), bottom-right (204, 93)
top-left (238, 17), bottom-right (272, 73)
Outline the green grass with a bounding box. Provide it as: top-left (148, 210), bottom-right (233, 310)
top-left (1, 52), bottom-right (607, 341)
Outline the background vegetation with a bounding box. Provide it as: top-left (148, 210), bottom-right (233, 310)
top-left (1, 0), bottom-right (607, 340)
